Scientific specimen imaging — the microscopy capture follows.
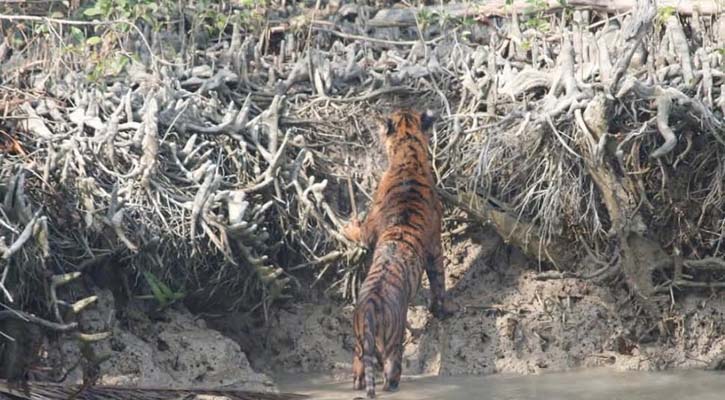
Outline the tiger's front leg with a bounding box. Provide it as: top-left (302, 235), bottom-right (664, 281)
top-left (342, 217), bottom-right (363, 243)
top-left (343, 214), bottom-right (378, 251)
top-left (425, 251), bottom-right (459, 319)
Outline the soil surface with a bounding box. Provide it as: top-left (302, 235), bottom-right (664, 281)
top-left (40, 289), bottom-right (276, 392)
top-left (231, 227), bottom-right (725, 382)
top-left (35, 226), bottom-right (725, 395)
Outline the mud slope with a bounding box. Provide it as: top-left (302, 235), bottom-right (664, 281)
top-left (39, 289), bottom-right (276, 392)
top-left (235, 227), bottom-right (725, 380)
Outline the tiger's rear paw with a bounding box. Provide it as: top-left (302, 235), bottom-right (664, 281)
top-left (353, 376), bottom-right (365, 390)
top-left (383, 380), bottom-right (399, 392)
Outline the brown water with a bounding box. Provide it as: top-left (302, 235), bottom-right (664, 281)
top-left (277, 369), bottom-right (725, 399)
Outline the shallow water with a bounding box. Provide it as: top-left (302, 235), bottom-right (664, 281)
top-left (277, 368), bottom-right (725, 400)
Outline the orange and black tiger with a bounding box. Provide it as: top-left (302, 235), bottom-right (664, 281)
top-left (342, 109), bottom-right (458, 398)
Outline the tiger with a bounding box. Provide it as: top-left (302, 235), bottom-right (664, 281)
top-left (342, 109), bottom-right (458, 398)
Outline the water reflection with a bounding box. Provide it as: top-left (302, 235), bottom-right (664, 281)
top-left (277, 368), bottom-right (725, 400)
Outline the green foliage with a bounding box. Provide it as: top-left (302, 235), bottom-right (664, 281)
top-left (193, 0), bottom-right (266, 37)
top-left (525, 0), bottom-right (548, 12)
top-left (458, 15), bottom-right (476, 39)
top-left (416, 7), bottom-right (458, 32)
top-left (557, 0), bottom-right (574, 23)
top-left (460, 16), bottom-right (476, 27)
top-left (88, 53), bottom-right (131, 83)
top-left (523, 0), bottom-right (550, 33)
top-left (69, 26), bottom-right (86, 44)
top-left (83, 0), bottom-right (163, 22)
top-left (439, 11), bottom-right (453, 28)
top-left (525, 16), bottom-right (549, 32)
top-left (142, 271), bottom-right (186, 310)
top-left (416, 8), bottom-right (434, 30)
top-left (239, 0), bottom-right (267, 7)
top-left (654, 6), bottom-right (677, 36)
top-left (86, 36), bottom-right (103, 46)
top-left (657, 5), bottom-right (677, 24)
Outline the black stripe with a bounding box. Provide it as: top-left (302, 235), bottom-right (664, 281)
top-left (392, 236), bottom-right (423, 259)
top-left (384, 202), bottom-right (426, 218)
top-left (398, 132), bottom-right (425, 149)
top-left (388, 210), bottom-right (425, 230)
top-left (395, 159), bottom-right (422, 172)
top-left (384, 186), bottom-right (429, 204)
top-left (404, 143), bottom-right (422, 155)
top-left (397, 112), bottom-right (417, 127)
top-left (389, 186), bottom-right (427, 200)
top-left (383, 179), bottom-right (429, 198)
top-left (382, 273), bottom-right (405, 293)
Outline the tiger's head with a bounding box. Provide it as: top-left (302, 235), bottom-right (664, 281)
top-left (378, 109), bottom-right (436, 157)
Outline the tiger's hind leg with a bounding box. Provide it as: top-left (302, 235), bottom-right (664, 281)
top-left (353, 316), bottom-right (365, 390)
top-left (382, 311), bottom-right (404, 393)
top-left (382, 348), bottom-right (402, 392)
top-left (353, 345), bottom-right (365, 390)
top-left (426, 251), bottom-right (459, 319)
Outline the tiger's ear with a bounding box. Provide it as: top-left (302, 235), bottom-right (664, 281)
top-left (378, 117), bottom-right (395, 137)
top-left (420, 110), bottom-right (436, 132)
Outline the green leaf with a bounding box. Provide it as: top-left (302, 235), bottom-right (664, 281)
top-left (83, 7), bottom-right (103, 17)
top-left (142, 270), bottom-right (185, 309)
top-left (110, 55), bottom-right (130, 74)
top-left (140, 13), bottom-right (153, 25)
top-left (86, 36), bottom-right (102, 46)
top-left (143, 271), bottom-right (170, 305)
top-left (70, 26), bottom-right (85, 43)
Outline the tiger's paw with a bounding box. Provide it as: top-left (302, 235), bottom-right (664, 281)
top-left (383, 380), bottom-right (399, 392)
top-left (430, 297), bottom-right (460, 320)
top-left (342, 218), bottom-right (363, 243)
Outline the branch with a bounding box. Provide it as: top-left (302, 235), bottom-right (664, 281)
top-left (0, 310), bottom-right (77, 332)
top-left (438, 188), bottom-right (578, 269)
top-left (368, 0), bottom-right (723, 28)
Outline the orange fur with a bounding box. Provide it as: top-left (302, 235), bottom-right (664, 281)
top-left (344, 109), bottom-right (457, 398)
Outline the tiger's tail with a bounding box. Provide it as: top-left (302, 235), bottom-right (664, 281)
top-left (363, 304), bottom-right (376, 399)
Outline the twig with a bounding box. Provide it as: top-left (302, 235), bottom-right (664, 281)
top-left (0, 310), bottom-right (78, 332)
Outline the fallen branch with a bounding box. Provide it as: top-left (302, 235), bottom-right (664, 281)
top-left (438, 188), bottom-right (578, 270)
